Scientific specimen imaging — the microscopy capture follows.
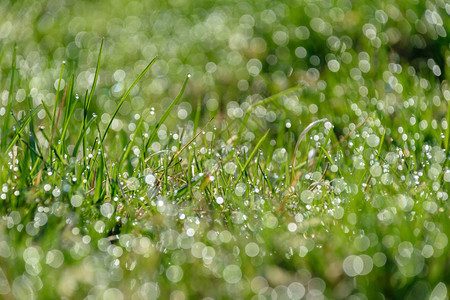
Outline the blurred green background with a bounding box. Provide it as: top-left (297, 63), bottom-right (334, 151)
top-left (1, 0), bottom-right (448, 127)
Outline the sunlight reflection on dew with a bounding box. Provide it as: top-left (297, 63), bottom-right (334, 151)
top-left (366, 134), bottom-right (380, 148)
top-left (70, 195), bottom-right (83, 207)
top-left (100, 203), bottom-right (115, 219)
top-left (300, 190), bottom-right (314, 204)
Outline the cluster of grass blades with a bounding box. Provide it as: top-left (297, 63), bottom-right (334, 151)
top-left (0, 32), bottom-right (449, 300)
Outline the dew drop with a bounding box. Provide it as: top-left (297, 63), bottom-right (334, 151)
top-left (328, 59), bottom-right (340, 72)
top-left (366, 134), bottom-right (380, 148)
top-left (300, 190), bottom-right (314, 204)
top-left (100, 203), bottom-right (115, 219)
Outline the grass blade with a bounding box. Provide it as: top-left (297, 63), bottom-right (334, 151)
top-left (445, 95), bottom-right (450, 154)
top-left (101, 57), bottom-right (157, 143)
top-left (59, 74), bottom-right (77, 152)
top-left (1, 44), bottom-right (16, 151)
top-left (118, 116), bottom-right (145, 171)
top-left (72, 115), bottom-right (98, 158)
top-left (291, 118), bottom-right (327, 183)
top-left (238, 84), bottom-right (303, 137)
top-left (168, 117), bottom-right (213, 168)
top-left (144, 73), bottom-right (190, 152)
top-left (6, 106), bottom-right (41, 153)
top-left (237, 129), bottom-right (270, 182)
top-left (86, 39), bottom-right (104, 111)
top-left (50, 61), bottom-right (66, 140)
top-left (94, 148), bottom-right (105, 203)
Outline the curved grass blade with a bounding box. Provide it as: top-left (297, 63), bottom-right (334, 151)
top-left (6, 106), bottom-right (41, 153)
top-left (236, 129), bottom-right (270, 182)
top-left (144, 73), bottom-right (190, 152)
top-left (168, 117), bottom-right (213, 168)
top-left (72, 115), bottom-right (98, 158)
top-left (238, 84), bottom-right (303, 138)
top-left (101, 57), bottom-right (157, 143)
top-left (291, 118), bottom-right (327, 183)
top-left (117, 116), bottom-right (144, 171)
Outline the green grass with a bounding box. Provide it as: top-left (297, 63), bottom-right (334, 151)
top-left (0, 0), bottom-right (449, 299)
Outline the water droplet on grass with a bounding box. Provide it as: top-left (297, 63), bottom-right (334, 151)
top-left (330, 164), bottom-right (338, 172)
top-left (327, 59), bottom-right (340, 72)
top-left (145, 174), bottom-right (156, 185)
top-left (95, 220), bottom-right (105, 233)
top-left (263, 213), bottom-right (278, 229)
top-left (332, 206), bottom-right (344, 219)
top-left (235, 183), bottom-right (246, 196)
top-left (443, 170), bottom-right (450, 182)
top-left (366, 134), bottom-right (380, 148)
top-left (216, 197), bottom-right (224, 204)
top-left (224, 162), bottom-right (237, 174)
top-left (100, 203), bottom-right (115, 218)
top-left (70, 195), bottom-right (83, 207)
top-left (380, 173), bottom-right (393, 185)
top-left (385, 152), bottom-right (398, 164)
top-left (301, 190), bottom-right (314, 203)
top-left (369, 165), bottom-right (382, 177)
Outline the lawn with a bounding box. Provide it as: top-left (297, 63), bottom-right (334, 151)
top-left (0, 0), bottom-right (449, 299)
